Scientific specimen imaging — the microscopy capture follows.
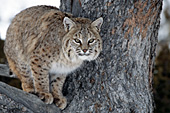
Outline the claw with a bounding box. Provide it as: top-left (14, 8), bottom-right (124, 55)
top-left (37, 92), bottom-right (54, 104)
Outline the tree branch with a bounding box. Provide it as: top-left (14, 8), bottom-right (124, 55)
top-left (0, 81), bottom-right (61, 113)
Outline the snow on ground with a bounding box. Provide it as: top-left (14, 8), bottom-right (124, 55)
top-left (0, 0), bottom-right (60, 40)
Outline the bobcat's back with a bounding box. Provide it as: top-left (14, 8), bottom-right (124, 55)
top-left (4, 6), bottom-right (71, 62)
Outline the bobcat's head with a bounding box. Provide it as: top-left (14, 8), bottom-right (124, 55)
top-left (62, 17), bottom-right (103, 61)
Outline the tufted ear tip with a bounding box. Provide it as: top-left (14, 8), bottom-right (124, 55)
top-left (91, 17), bottom-right (103, 32)
top-left (63, 17), bottom-right (75, 32)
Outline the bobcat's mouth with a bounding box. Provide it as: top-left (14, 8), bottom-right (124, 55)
top-left (78, 53), bottom-right (90, 56)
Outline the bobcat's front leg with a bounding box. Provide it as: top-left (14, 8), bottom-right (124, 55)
top-left (50, 75), bottom-right (67, 110)
top-left (30, 56), bottom-right (53, 104)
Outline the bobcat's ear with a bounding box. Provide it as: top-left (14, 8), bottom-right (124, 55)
top-left (91, 17), bottom-right (103, 32)
top-left (63, 17), bottom-right (76, 32)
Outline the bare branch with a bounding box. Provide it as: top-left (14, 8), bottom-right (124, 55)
top-left (0, 81), bottom-right (61, 113)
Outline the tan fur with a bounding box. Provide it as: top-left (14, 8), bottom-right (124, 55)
top-left (4, 5), bottom-right (103, 109)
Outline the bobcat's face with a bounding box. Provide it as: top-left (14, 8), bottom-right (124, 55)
top-left (63, 17), bottom-right (103, 61)
top-left (70, 28), bottom-right (102, 61)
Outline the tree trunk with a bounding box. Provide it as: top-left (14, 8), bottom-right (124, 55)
top-left (60, 0), bottom-right (162, 113)
top-left (0, 0), bottom-right (162, 113)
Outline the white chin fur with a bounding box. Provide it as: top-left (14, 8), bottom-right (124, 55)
top-left (78, 55), bottom-right (92, 61)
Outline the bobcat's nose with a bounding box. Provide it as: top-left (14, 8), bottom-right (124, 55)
top-left (83, 49), bottom-right (88, 53)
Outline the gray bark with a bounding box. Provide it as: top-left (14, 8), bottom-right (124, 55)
top-left (0, 0), bottom-right (162, 113)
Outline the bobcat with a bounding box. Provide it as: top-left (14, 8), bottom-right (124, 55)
top-left (4, 5), bottom-right (103, 109)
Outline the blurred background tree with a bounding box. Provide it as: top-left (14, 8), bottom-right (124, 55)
top-left (0, 37), bottom-right (5, 63)
top-left (153, 1), bottom-right (170, 112)
top-left (154, 45), bottom-right (170, 113)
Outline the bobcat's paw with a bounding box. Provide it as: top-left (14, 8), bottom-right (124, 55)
top-left (22, 83), bottom-right (35, 93)
top-left (54, 96), bottom-right (67, 110)
top-left (37, 92), bottom-right (54, 104)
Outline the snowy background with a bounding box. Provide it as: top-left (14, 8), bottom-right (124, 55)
top-left (158, 0), bottom-right (170, 41)
top-left (0, 0), bottom-right (60, 40)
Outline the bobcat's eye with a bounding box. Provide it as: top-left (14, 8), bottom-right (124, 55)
top-left (88, 39), bottom-right (95, 43)
top-left (74, 38), bottom-right (81, 43)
